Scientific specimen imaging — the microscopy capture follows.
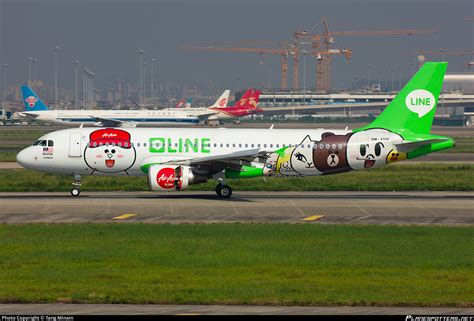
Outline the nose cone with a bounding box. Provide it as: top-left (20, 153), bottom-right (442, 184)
top-left (16, 147), bottom-right (33, 169)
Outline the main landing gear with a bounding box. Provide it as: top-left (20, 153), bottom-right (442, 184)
top-left (213, 172), bottom-right (232, 198)
top-left (71, 174), bottom-right (81, 197)
top-left (215, 183), bottom-right (232, 198)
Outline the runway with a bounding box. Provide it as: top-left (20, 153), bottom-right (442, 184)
top-left (0, 191), bottom-right (472, 225)
top-left (0, 303), bottom-right (473, 315)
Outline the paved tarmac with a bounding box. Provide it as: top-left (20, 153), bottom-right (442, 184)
top-left (0, 191), bottom-right (472, 225)
top-left (0, 303), bottom-right (473, 315)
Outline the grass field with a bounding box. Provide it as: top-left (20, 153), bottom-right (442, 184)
top-left (0, 224), bottom-right (472, 306)
top-left (0, 130), bottom-right (52, 141)
top-left (0, 152), bottom-right (16, 162)
top-left (0, 163), bottom-right (472, 192)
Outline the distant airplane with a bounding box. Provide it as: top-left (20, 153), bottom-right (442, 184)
top-left (18, 87), bottom-right (259, 127)
top-left (17, 63), bottom-right (453, 198)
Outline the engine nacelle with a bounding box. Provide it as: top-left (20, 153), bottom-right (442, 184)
top-left (148, 165), bottom-right (206, 191)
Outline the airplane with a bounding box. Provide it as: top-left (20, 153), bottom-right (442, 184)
top-left (165, 89), bottom-right (259, 125)
top-left (17, 87), bottom-right (254, 127)
top-left (16, 62), bottom-right (453, 198)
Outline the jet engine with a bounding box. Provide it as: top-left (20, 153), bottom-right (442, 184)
top-left (148, 165), bottom-right (206, 191)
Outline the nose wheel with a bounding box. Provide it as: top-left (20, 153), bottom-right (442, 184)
top-left (215, 184), bottom-right (232, 198)
top-left (71, 187), bottom-right (81, 197)
top-left (71, 174), bottom-right (81, 197)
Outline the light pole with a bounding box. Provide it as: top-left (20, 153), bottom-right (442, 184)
top-left (391, 69), bottom-right (395, 92)
top-left (1, 64), bottom-right (7, 120)
top-left (367, 64), bottom-right (371, 91)
top-left (398, 68), bottom-right (402, 91)
top-left (302, 50), bottom-right (307, 105)
top-left (83, 67), bottom-right (88, 108)
top-left (352, 76), bottom-right (359, 91)
top-left (138, 49), bottom-right (144, 106)
top-left (143, 61), bottom-right (148, 102)
top-left (88, 70), bottom-right (95, 108)
top-left (52, 46), bottom-right (61, 107)
top-left (32, 58), bottom-right (38, 83)
top-left (27, 57), bottom-right (34, 84)
top-left (150, 58), bottom-right (155, 104)
top-left (72, 60), bottom-right (80, 108)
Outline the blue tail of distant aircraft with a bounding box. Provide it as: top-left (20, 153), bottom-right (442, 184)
top-left (21, 85), bottom-right (49, 111)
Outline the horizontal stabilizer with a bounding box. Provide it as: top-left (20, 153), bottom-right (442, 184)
top-left (395, 138), bottom-right (449, 153)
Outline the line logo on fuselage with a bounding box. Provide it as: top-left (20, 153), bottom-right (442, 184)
top-left (149, 137), bottom-right (211, 153)
top-left (405, 89), bottom-right (435, 118)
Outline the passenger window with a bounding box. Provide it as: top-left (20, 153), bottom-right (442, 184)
top-left (226, 143), bottom-right (229, 147)
top-left (48, 140), bottom-right (54, 147)
top-left (251, 144), bottom-right (254, 148)
top-left (137, 143), bottom-right (140, 147)
top-left (264, 144), bottom-right (267, 148)
top-left (239, 144), bottom-right (242, 148)
top-left (144, 143), bottom-right (147, 147)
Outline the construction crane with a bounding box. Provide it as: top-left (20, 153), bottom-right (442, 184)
top-left (181, 45), bottom-right (351, 90)
top-left (293, 17), bottom-right (437, 92)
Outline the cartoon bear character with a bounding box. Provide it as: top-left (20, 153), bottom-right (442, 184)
top-left (313, 132), bottom-right (351, 174)
top-left (84, 128), bottom-right (137, 174)
top-left (290, 135), bottom-right (320, 175)
top-left (347, 129), bottom-right (404, 170)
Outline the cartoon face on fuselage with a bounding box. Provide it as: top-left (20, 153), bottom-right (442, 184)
top-left (277, 147), bottom-right (299, 176)
top-left (290, 135), bottom-right (319, 175)
top-left (313, 132), bottom-right (351, 174)
top-left (347, 129), bottom-right (404, 170)
top-left (84, 128), bottom-right (137, 174)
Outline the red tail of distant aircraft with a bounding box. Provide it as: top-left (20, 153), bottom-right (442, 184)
top-left (209, 88), bottom-right (263, 118)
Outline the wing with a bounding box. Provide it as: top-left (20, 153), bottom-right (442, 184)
top-left (141, 149), bottom-right (268, 174)
top-left (91, 116), bottom-right (136, 128)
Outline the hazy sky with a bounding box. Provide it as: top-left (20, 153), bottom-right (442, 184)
top-left (1, 0), bottom-right (473, 91)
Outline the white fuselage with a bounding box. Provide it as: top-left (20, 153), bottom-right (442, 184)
top-left (16, 127), bottom-right (405, 177)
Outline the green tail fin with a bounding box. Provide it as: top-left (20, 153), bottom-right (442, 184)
top-left (357, 62), bottom-right (447, 135)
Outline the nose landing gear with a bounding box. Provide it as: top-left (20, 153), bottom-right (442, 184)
top-left (71, 174), bottom-right (81, 197)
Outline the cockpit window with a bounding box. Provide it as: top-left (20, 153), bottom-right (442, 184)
top-left (39, 140), bottom-right (47, 146)
top-left (48, 140), bottom-right (54, 147)
top-left (33, 140), bottom-right (41, 146)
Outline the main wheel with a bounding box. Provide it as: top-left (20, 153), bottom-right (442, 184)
top-left (70, 187), bottom-right (81, 197)
top-left (216, 184), bottom-right (232, 198)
